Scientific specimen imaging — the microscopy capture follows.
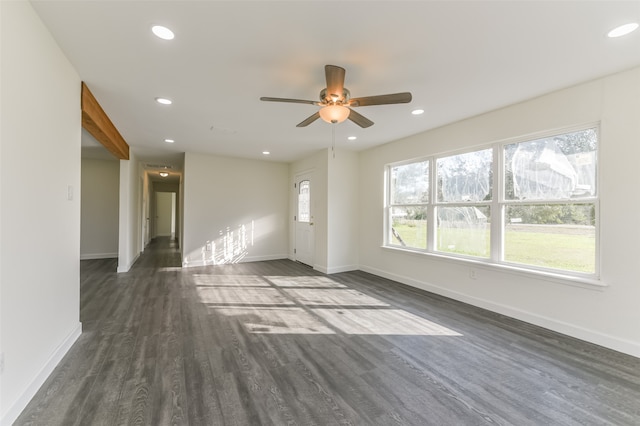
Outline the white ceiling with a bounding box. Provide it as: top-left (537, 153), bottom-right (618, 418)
top-left (32, 0), bottom-right (640, 169)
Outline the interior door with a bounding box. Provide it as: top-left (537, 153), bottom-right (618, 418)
top-left (295, 173), bottom-right (314, 266)
top-left (155, 192), bottom-right (173, 237)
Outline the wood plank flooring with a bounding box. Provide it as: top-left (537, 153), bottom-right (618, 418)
top-left (15, 237), bottom-right (640, 425)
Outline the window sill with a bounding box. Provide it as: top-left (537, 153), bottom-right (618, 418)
top-left (381, 245), bottom-right (607, 291)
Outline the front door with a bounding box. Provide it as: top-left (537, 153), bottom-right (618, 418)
top-left (295, 172), bottom-right (314, 266)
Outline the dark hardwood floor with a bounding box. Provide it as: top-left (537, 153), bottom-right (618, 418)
top-left (15, 238), bottom-right (640, 425)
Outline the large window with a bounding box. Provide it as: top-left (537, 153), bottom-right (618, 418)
top-left (385, 126), bottom-right (598, 277)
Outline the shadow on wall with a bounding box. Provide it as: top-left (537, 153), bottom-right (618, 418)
top-left (185, 221), bottom-right (255, 266)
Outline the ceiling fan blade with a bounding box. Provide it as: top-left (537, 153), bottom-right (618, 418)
top-left (260, 97), bottom-right (317, 105)
top-left (296, 112), bottom-right (321, 127)
top-left (325, 65), bottom-right (346, 100)
top-left (348, 108), bottom-right (374, 128)
top-left (350, 92), bottom-right (412, 107)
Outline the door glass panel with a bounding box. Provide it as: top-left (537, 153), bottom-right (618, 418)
top-left (298, 180), bottom-right (310, 222)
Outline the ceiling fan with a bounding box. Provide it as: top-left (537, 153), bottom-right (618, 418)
top-left (260, 65), bottom-right (412, 128)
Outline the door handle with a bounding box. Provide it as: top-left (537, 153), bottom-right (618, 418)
top-left (309, 222), bottom-right (314, 225)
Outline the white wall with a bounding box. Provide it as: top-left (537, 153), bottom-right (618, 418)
top-left (358, 67), bottom-right (640, 357)
top-left (117, 151), bottom-right (141, 273)
top-left (0, 1), bottom-right (82, 423)
top-left (183, 152), bottom-right (288, 266)
top-left (0, 0), bottom-right (4, 418)
top-left (81, 158), bottom-right (119, 259)
top-left (327, 148), bottom-right (359, 273)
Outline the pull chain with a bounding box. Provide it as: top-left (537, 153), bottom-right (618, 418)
top-left (331, 123), bottom-right (336, 159)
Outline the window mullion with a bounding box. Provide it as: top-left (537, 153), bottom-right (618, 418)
top-left (491, 144), bottom-right (503, 262)
top-left (427, 158), bottom-right (436, 251)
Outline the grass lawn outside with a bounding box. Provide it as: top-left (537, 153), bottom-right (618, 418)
top-left (391, 222), bottom-right (595, 273)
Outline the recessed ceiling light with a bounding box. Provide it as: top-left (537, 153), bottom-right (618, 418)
top-left (164, 139), bottom-right (175, 143)
top-left (159, 172), bottom-right (169, 177)
top-left (262, 151), bottom-right (270, 155)
top-left (347, 136), bottom-right (357, 141)
top-left (412, 109), bottom-right (425, 115)
top-left (155, 97), bottom-right (172, 105)
top-left (152, 25), bottom-right (174, 40)
top-left (607, 22), bottom-right (639, 38)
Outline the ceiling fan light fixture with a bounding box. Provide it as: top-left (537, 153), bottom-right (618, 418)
top-left (319, 105), bottom-right (350, 124)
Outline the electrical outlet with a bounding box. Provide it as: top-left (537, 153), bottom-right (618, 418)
top-left (469, 269), bottom-right (477, 280)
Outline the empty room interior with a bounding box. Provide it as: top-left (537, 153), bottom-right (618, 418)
top-left (2, 1), bottom-right (640, 425)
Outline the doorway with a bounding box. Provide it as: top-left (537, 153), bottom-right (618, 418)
top-left (155, 191), bottom-right (176, 239)
top-left (295, 172), bottom-right (314, 266)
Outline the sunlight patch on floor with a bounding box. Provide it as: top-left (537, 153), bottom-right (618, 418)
top-left (158, 266), bottom-right (182, 272)
top-left (313, 308), bottom-right (463, 336)
top-left (197, 287), bottom-right (295, 306)
top-left (193, 273), bottom-right (462, 337)
top-left (265, 276), bottom-right (347, 288)
top-left (281, 288), bottom-right (390, 307)
top-left (193, 274), bottom-right (269, 287)
top-left (212, 306), bottom-right (335, 334)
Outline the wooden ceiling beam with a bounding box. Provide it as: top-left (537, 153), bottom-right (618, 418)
top-left (81, 82), bottom-right (130, 160)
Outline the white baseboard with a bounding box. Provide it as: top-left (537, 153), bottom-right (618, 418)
top-left (322, 264), bottom-right (359, 274)
top-left (360, 264), bottom-right (640, 359)
top-left (1, 322), bottom-right (82, 426)
top-left (80, 252), bottom-right (117, 260)
top-left (183, 254), bottom-right (288, 268)
top-left (313, 264), bottom-right (328, 274)
top-left (117, 252), bottom-right (140, 273)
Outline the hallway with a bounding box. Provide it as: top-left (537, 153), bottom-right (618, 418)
top-left (15, 238), bottom-right (640, 425)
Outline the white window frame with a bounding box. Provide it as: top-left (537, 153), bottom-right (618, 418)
top-left (384, 123), bottom-right (600, 284)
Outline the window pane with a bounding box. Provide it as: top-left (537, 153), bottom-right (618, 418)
top-left (505, 204), bottom-right (595, 273)
top-left (389, 206), bottom-right (427, 249)
top-left (437, 149), bottom-right (492, 202)
top-left (436, 206), bottom-right (490, 258)
top-left (504, 128), bottom-right (597, 201)
top-left (298, 180), bottom-right (310, 222)
top-left (390, 161), bottom-right (429, 204)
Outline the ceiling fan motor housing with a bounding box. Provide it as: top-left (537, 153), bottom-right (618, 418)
top-left (320, 88), bottom-right (351, 105)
